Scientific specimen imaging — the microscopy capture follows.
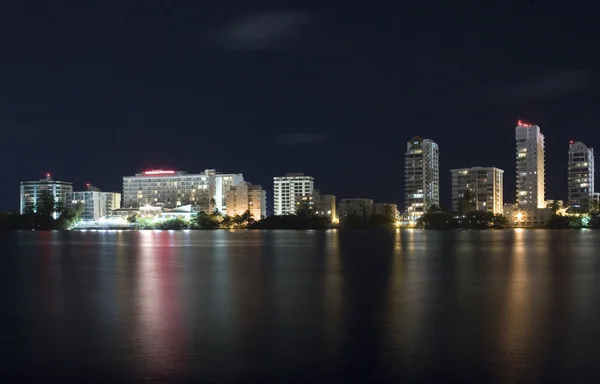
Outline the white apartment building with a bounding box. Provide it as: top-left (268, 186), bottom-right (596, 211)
top-left (405, 136), bottom-right (439, 219)
top-left (338, 198), bottom-right (374, 221)
top-left (516, 121), bottom-right (545, 209)
top-left (66, 185), bottom-right (121, 221)
top-left (225, 182), bottom-right (267, 219)
top-left (568, 141), bottom-right (595, 212)
top-left (273, 173), bottom-right (314, 215)
top-left (450, 167), bottom-right (504, 214)
top-left (20, 174), bottom-right (73, 217)
top-left (122, 169), bottom-right (243, 212)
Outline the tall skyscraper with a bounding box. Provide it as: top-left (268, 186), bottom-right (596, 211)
top-left (568, 141), bottom-right (595, 212)
top-left (516, 121), bottom-right (545, 209)
top-left (225, 182), bottom-right (267, 219)
top-left (404, 137), bottom-right (439, 218)
top-left (450, 167), bottom-right (504, 214)
top-left (273, 173), bottom-right (314, 215)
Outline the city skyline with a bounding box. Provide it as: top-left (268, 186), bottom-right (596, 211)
top-left (2, 2), bottom-right (598, 211)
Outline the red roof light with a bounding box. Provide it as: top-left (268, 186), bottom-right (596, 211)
top-left (144, 170), bottom-right (176, 175)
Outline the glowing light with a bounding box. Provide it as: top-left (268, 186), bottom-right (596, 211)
top-left (46, 173), bottom-right (51, 178)
top-left (86, 183), bottom-right (91, 187)
top-left (516, 212), bottom-right (524, 222)
top-left (144, 170), bottom-right (175, 175)
top-left (517, 120), bottom-right (532, 127)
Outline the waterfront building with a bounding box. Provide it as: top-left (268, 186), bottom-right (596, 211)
top-left (66, 184), bottom-right (121, 221)
top-left (294, 189), bottom-right (336, 221)
top-left (225, 182), bottom-right (267, 219)
top-left (273, 173), bottom-right (314, 215)
top-left (122, 169), bottom-right (243, 212)
top-left (568, 141), bottom-right (595, 212)
top-left (405, 137), bottom-right (439, 219)
top-left (338, 198), bottom-right (373, 221)
top-left (516, 121), bottom-right (545, 209)
top-left (20, 174), bottom-right (73, 218)
top-left (450, 167), bottom-right (504, 214)
top-left (373, 203), bottom-right (398, 219)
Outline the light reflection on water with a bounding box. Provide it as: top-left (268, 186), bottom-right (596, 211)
top-left (3, 229), bottom-right (600, 382)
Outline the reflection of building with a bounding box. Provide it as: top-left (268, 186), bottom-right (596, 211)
top-left (20, 174), bottom-right (73, 217)
top-left (225, 182), bottom-right (267, 219)
top-left (294, 189), bottom-right (336, 221)
top-left (405, 136), bottom-right (439, 219)
top-left (450, 167), bottom-right (504, 214)
top-left (66, 184), bottom-right (121, 221)
top-left (122, 169), bottom-right (243, 212)
top-left (273, 173), bottom-right (314, 215)
top-left (568, 141), bottom-right (595, 212)
top-left (516, 121), bottom-right (545, 209)
top-left (373, 203), bottom-right (398, 218)
top-left (338, 198), bottom-right (373, 221)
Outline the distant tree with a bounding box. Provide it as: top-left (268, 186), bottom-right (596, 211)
top-left (457, 189), bottom-right (476, 215)
top-left (126, 214), bottom-right (139, 223)
top-left (195, 211), bottom-right (221, 229)
top-left (550, 200), bottom-right (562, 215)
top-left (35, 190), bottom-right (56, 217)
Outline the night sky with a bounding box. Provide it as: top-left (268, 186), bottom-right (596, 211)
top-left (1, 1), bottom-right (598, 212)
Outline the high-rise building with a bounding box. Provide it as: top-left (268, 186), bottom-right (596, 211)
top-left (122, 169), bottom-right (243, 212)
top-left (20, 174), bottom-right (73, 217)
top-left (225, 182), bottom-right (266, 219)
top-left (568, 141), bottom-right (595, 212)
top-left (273, 173), bottom-right (314, 215)
top-left (66, 184), bottom-right (121, 221)
top-left (404, 137), bottom-right (439, 218)
top-left (516, 121), bottom-right (545, 209)
top-left (450, 167), bottom-right (504, 214)
top-left (338, 198), bottom-right (374, 221)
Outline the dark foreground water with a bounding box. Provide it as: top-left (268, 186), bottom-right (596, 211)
top-left (1, 229), bottom-right (600, 383)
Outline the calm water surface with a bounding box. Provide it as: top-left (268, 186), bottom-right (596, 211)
top-left (1, 229), bottom-right (600, 383)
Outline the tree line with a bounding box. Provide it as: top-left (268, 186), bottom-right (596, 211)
top-left (0, 191), bottom-right (83, 230)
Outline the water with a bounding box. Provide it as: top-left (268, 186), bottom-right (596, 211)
top-left (1, 229), bottom-right (600, 383)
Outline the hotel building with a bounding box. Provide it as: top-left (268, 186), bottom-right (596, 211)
top-left (450, 167), bottom-right (504, 214)
top-left (273, 173), bottom-right (314, 215)
top-left (123, 169), bottom-right (243, 212)
top-left (568, 141), bottom-right (595, 212)
top-left (20, 174), bottom-right (73, 217)
top-left (405, 137), bottom-right (439, 219)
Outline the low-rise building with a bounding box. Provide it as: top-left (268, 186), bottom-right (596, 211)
top-left (338, 198), bottom-right (373, 221)
top-left (373, 203), bottom-right (398, 219)
top-left (294, 189), bottom-right (336, 221)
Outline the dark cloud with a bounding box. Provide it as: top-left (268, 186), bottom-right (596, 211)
top-left (208, 11), bottom-right (315, 51)
top-left (276, 133), bottom-right (328, 145)
top-left (484, 70), bottom-right (592, 102)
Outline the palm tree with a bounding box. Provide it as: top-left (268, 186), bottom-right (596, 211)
top-left (550, 200), bottom-right (561, 215)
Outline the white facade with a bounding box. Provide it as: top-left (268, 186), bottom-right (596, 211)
top-left (20, 174), bottom-right (73, 217)
top-left (273, 173), bottom-right (314, 215)
top-left (212, 171), bottom-right (245, 213)
top-left (450, 167), bottom-right (504, 214)
top-left (225, 182), bottom-right (266, 219)
top-left (568, 141), bottom-right (594, 212)
top-left (66, 188), bottom-right (121, 221)
top-left (122, 169), bottom-right (243, 212)
top-left (516, 121), bottom-right (545, 209)
top-left (404, 137), bottom-right (439, 218)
